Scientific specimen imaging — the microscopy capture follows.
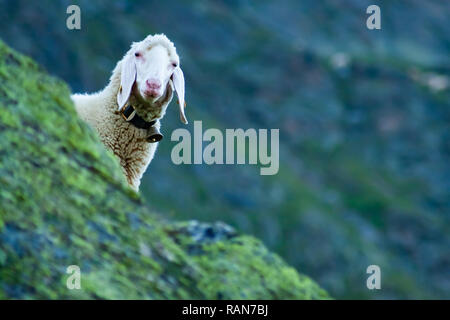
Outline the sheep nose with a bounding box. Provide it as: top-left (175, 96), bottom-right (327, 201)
top-left (146, 79), bottom-right (161, 90)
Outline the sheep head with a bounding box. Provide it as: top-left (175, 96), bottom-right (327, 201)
top-left (117, 34), bottom-right (187, 124)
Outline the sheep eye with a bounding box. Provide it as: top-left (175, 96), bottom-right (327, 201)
top-left (172, 62), bottom-right (178, 68)
top-left (135, 52), bottom-right (141, 57)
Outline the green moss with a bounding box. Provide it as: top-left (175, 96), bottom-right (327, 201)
top-left (0, 39), bottom-right (328, 299)
top-left (170, 225), bottom-right (331, 300)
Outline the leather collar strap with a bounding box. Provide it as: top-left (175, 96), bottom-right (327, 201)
top-left (120, 104), bottom-right (156, 129)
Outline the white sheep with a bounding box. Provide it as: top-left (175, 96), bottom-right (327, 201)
top-left (72, 34), bottom-right (187, 190)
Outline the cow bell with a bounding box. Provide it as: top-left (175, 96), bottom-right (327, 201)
top-left (146, 126), bottom-right (163, 143)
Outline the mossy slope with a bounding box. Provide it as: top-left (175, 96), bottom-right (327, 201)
top-left (0, 40), bottom-right (329, 299)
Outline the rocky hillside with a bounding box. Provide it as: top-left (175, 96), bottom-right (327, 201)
top-left (0, 40), bottom-right (329, 299)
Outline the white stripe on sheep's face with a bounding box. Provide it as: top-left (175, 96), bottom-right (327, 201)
top-left (117, 34), bottom-right (188, 124)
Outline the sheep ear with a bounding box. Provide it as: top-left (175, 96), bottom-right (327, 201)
top-left (117, 54), bottom-right (136, 111)
top-left (172, 66), bottom-right (187, 124)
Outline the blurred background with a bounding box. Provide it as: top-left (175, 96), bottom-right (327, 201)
top-left (0, 0), bottom-right (449, 299)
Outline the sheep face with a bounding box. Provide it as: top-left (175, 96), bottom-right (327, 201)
top-left (133, 44), bottom-right (178, 103)
top-left (117, 34), bottom-right (187, 124)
